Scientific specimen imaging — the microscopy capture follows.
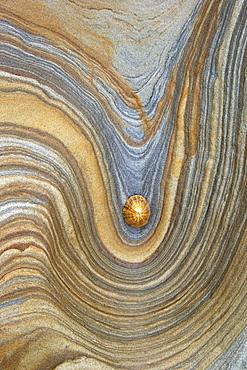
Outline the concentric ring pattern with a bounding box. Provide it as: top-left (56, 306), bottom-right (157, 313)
top-left (0, 0), bottom-right (247, 369)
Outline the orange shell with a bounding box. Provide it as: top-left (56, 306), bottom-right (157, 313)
top-left (122, 195), bottom-right (150, 228)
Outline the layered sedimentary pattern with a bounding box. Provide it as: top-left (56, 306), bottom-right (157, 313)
top-left (0, 0), bottom-right (247, 369)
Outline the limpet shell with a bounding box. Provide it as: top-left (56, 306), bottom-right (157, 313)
top-left (122, 195), bottom-right (150, 228)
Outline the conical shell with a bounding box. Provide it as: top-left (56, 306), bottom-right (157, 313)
top-left (122, 195), bottom-right (150, 228)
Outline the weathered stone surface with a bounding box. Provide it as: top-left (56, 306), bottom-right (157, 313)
top-left (0, 0), bottom-right (246, 369)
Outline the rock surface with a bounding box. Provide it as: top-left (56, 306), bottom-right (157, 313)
top-left (0, 0), bottom-right (246, 369)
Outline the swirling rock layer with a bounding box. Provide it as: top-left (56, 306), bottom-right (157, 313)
top-left (0, 0), bottom-right (247, 369)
